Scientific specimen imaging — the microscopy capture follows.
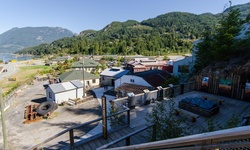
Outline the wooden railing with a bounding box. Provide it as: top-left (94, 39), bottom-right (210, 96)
top-left (29, 107), bottom-right (130, 150)
top-left (100, 125), bottom-right (250, 150)
top-left (29, 81), bottom-right (196, 149)
top-left (96, 124), bottom-right (155, 150)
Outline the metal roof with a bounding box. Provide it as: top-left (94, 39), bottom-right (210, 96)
top-left (100, 67), bottom-right (130, 78)
top-left (59, 70), bottom-right (99, 82)
top-left (72, 58), bottom-right (101, 68)
top-left (70, 80), bottom-right (83, 88)
top-left (49, 82), bottom-right (77, 93)
top-left (116, 83), bottom-right (151, 94)
top-left (134, 70), bottom-right (172, 87)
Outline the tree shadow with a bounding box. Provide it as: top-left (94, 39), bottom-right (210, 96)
top-left (42, 120), bottom-right (100, 149)
top-left (40, 140), bottom-right (70, 150)
top-left (64, 106), bottom-right (101, 116)
top-left (89, 90), bottom-right (97, 98)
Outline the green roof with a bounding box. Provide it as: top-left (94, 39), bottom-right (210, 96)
top-left (72, 58), bottom-right (101, 68)
top-left (51, 56), bottom-right (71, 61)
top-left (59, 70), bottom-right (99, 82)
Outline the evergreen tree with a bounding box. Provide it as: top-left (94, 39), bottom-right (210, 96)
top-left (213, 8), bottom-right (242, 60)
top-left (195, 7), bottom-right (242, 72)
top-left (145, 100), bottom-right (189, 141)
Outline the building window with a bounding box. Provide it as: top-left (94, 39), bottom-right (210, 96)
top-left (130, 79), bottom-right (134, 83)
top-left (49, 92), bottom-right (52, 98)
top-left (92, 79), bottom-right (96, 83)
top-left (178, 65), bottom-right (189, 73)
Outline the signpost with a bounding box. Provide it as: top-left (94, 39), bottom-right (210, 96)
top-left (102, 95), bottom-right (107, 139)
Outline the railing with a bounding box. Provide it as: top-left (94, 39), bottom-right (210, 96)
top-left (0, 84), bottom-right (27, 112)
top-left (113, 81), bottom-right (196, 107)
top-left (96, 124), bottom-right (155, 150)
top-left (29, 106), bottom-right (130, 150)
top-left (100, 125), bottom-right (250, 150)
top-left (28, 81), bottom-right (196, 149)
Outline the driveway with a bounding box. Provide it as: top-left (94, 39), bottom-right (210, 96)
top-left (0, 80), bottom-right (102, 150)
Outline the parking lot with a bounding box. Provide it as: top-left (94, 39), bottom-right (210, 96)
top-left (0, 80), bottom-right (102, 149)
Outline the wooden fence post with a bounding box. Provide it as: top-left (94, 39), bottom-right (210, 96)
top-left (127, 109), bottom-right (130, 126)
top-left (0, 88), bottom-right (8, 150)
top-left (102, 95), bottom-right (107, 139)
top-left (126, 137), bottom-right (130, 146)
top-left (152, 124), bottom-right (156, 141)
top-left (69, 129), bottom-right (74, 149)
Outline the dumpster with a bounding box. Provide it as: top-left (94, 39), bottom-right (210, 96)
top-left (127, 92), bottom-right (136, 109)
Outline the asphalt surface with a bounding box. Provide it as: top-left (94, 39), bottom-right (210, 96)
top-left (0, 80), bottom-right (102, 150)
top-left (0, 62), bottom-right (19, 81)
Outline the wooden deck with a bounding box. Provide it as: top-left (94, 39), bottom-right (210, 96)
top-left (74, 91), bottom-right (250, 150)
top-left (74, 126), bottom-right (150, 150)
top-left (173, 91), bottom-right (250, 134)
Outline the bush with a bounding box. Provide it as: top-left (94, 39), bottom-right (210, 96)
top-left (145, 100), bottom-right (190, 141)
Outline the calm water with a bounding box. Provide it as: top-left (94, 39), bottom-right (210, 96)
top-left (0, 53), bottom-right (32, 62)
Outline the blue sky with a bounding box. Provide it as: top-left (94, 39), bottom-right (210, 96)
top-left (0, 0), bottom-right (249, 34)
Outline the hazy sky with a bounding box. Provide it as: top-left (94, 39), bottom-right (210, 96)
top-left (0, 0), bottom-right (249, 34)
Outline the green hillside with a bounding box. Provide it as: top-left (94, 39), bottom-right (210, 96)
top-left (16, 3), bottom-right (250, 56)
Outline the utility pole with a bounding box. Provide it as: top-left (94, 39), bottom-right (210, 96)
top-left (82, 55), bottom-right (85, 97)
top-left (0, 88), bottom-right (8, 150)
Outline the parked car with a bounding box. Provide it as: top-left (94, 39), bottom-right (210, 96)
top-left (2, 69), bottom-right (7, 72)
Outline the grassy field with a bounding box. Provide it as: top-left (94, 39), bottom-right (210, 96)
top-left (0, 65), bottom-right (52, 96)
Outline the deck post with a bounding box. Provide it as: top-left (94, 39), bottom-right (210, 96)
top-left (126, 137), bottom-right (130, 146)
top-left (127, 109), bottom-right (130, 126)
top-left (69, 129), bottom-right (74, 149)
top-left (180, 84), bottom-right (184, 94)
top-left (152, 124), bottom-right (156, 141)
top-left (102, 95), bottom-right (108, 139)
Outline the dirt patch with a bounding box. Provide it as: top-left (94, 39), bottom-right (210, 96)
top-left (0, 80), bottom-right (102, 150)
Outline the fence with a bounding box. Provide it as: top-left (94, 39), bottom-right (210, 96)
top-left (113, 81), bottom-right (196, 108)
top-left (1, 84), bottom-right (27, 111)
top-left (0, 77), bottom-right (47, 114)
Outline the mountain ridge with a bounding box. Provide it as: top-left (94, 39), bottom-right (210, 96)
top-left (0, 26), bottom-right (75, 53)
top-left (15, 2), bottom-right (250, 56)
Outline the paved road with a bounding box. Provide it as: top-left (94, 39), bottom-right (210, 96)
top-left (0, 80), bottom-right (102, 150)
top-left (0, 59), bottom-right (45, 81)
top-left (0, 62), bottom-right (19, 81)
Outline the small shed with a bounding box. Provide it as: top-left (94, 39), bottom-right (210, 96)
top-left (46, 80), bottom-right (83, 104)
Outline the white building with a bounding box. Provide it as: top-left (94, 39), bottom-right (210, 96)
top-left (59, 70), bottom-right (100, 89)
top-left (46, 80), bottom-right (83, 104)
top-left (172, 56), bottom-right (195, 76)
top-left (100, 67), bottom-right (130, 86)
top-left (114, 75), bottom-right (151, 89)
top-left (115, 70), bottom-right (171, 95)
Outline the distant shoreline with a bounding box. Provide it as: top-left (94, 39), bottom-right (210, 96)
top-left (0, 53), bottom-right (32, 61)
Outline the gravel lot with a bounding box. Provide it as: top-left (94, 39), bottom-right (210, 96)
top-left (0, 80), bottom-right (102, 150)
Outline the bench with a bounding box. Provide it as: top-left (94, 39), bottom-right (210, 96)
top-left (175, 108), bottom-right (200, 122)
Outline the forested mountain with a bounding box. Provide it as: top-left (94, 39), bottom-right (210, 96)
top-left (0, 27), bottom-right (74, 53)
top-left (16, 2), bottom-right (250, 56)
top-left (224, 2), bottom-right (250, 18)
